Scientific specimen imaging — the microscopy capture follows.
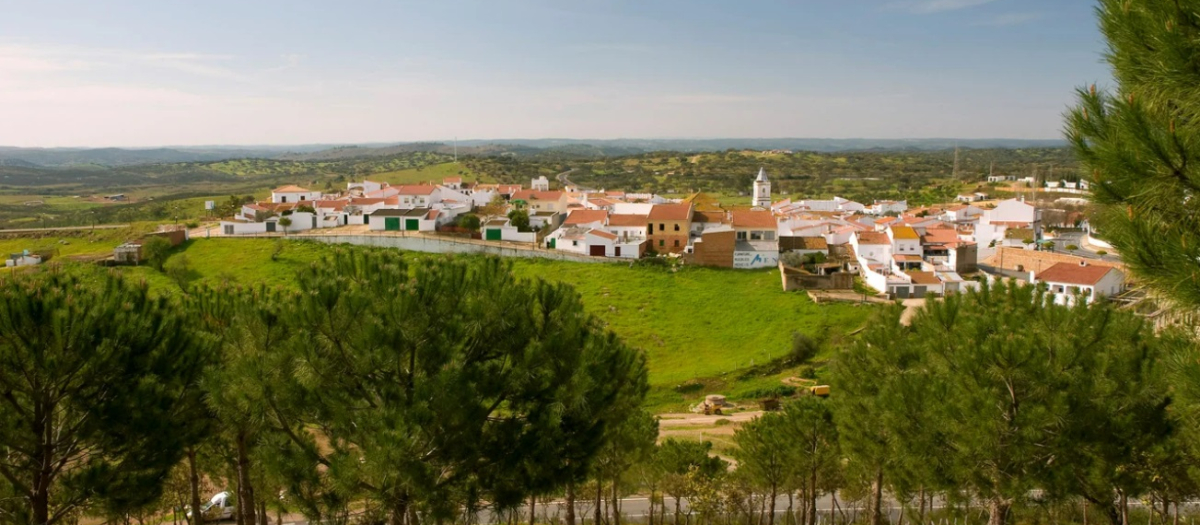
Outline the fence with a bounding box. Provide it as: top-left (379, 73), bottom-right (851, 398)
top-left (297, 233), bottom-right (609, 263)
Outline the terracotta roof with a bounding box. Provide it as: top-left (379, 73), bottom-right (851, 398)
top-left (894, 254), bottom-right (923, 262)
top-left (313, 200), bottom-right (347, 211)
top-left (692, 211), bottom-right (728, 224)
top-left (607, 214), bottom-right (649, 227)
top-left (856, 231), bottom-right (891, 245)
top-left (731, 210), bottom-right (777, 229)
top-left (791, 237), bottom-right (828, 250)
top-left (349, 198), bottom-right (387, 205)
top-left (396, 185), bottom-right (437, 196)
top-left (648, 203), bottom-right (693, 221)
top-left (588, 229), bottom-right (618, 241)
top-left (1037, 262), bottom-right (1119, 286)
top-left (890, 226), bottom-right (920, 240)
top-left (906, 271), bottom-right (941, 285)
top-left (921, 228), bottom-right (960, 245)
top-left (511, 190), bottom-right (564, 201)
top-left (272, 185), bottom-right (311, 193)
top-left (564, 209), bottom-right (609, 225)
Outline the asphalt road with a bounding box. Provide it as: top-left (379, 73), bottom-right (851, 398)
top-left (282, 494), bottom-right (930, 525)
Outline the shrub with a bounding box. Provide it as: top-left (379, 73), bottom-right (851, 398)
top-left (790, 332), bottom-right (820, 364)
top-left (1066, 244), bottom-right (1079, 251)
top-left (140, 236), bottom-right (172, 271)
top-left (1097, 250), bottom-right (1108, 256)
top-left (185, 221), bottom-right (200, 229)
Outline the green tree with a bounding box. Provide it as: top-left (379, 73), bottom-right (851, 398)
top-left (141, 235), bottom-right (173, 270)
top-left (261, 251), bottom-right (647, 524)
top-left (458, 213), bottom-right (481, 232)
top-left (782, 398), bottom-right (840, 525)
top-left (657, 439), bottom-right (727, 525)
top-left (1066, 0), bottom-right (1200, 309)
top-left (0, 270), bottom-right (211, 525)
top-left (508, 209), bottom-right (531, 232)
top-left (277, 216), bottom-right (292, 235)
top-left (733, 411), bottom-right (793, 525)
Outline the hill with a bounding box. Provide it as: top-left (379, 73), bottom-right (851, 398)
top-left (98, 238), bottom-right (870, 411)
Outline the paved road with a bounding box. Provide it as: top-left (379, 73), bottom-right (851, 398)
top-left (282, 494), bottom-right (933, 525)
top-left (1045, 231), bottom-right (1122, 263)
top-left (556, 169), bottom-right (590, 192)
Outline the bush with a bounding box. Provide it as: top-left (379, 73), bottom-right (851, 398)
top-left (1065, 244), bottom-right (1079, 251)
top-left (185, 221), bottom-right (200, 229)
top-left (140, 236), bottom-right (172, 271)
top-left (798, 366), bottom-right (817, 380)
top-left (1097, 250), bottom-right (1108, 256)
top-left (790, 332), bottom-right (820, 364)
top-left (458, 214), bottom-right (481, 232)
top-left (741, 385), bottom-right (797, 399)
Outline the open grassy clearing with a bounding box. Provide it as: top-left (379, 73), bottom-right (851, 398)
top-left (369, 162), bottom-right (491, 186)
top-left (59, 238), bottom-right (869, 411)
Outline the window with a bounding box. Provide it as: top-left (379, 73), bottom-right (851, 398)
top-left (300, 196), bottom-right (306, 201)
top-left (659, 240), bottom-right (665, 247)
top-left (659, 223), bottom-right (665, 232)
top-left (674, 240), bottom-right (680, 247)
top-left (765, 231), bottom-right (776, 241)
top-left (737, 231), bottom-right (747, 241)
top-left (750, 231), bottom-right (763, 241)
top-left (224, 225), bottom-right (234, 235)
top-left (572, 241), bottom-right (578, 247)
top-left (674, 224), bottom-right (680, 231)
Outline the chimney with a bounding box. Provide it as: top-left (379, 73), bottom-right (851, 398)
top-left (1079, 260), bottom-right (1088, 267)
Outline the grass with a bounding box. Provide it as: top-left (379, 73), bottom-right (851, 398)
top-left (0, 224), bottom-right (157, 259)
top-left (41, 238), bottom-right (873, 412)
top-left (369, 162), bottom-right (493, 186)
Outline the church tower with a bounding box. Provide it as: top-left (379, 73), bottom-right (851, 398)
top-left (752, 167), bottom-right (771, 208)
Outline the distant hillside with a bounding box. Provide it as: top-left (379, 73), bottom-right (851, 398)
top-left (453, 138), bottom-right (1068, 153)
top-left (0, 147), bottom-right (287, 167)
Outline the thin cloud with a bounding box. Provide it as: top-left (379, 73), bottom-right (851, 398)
top-left (974, 12), bottom-right (1044, 26)
top-left (891, 0), bottom-right (997, 14)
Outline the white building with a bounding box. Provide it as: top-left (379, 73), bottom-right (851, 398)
top-left (531, 176), bottom-right (551, 192)
top-left (868, 200), bottom-right (907, 215)
top-left (1033, 261), bottom-right (1125, 306)
top-left (752, 167), bottom-right (771, 208)
top-left (271, 185), bottom-right (322, 204)
top-left (975, 198), bottom-right (1042, 248)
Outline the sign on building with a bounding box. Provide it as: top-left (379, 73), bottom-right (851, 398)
top-left (733, 250), bottom-right (780, 269)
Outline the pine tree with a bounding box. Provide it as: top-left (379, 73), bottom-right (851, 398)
top-left (1066, 0), bottom-right (1200, 310)
top-left (0, 269), bottom-right (212, 525)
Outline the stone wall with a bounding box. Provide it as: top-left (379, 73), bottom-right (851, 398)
top-left (298, 234), bottom-right (606, 264)
top-left (988, 247), bottom-right (1125, 276)
top-left (692, 230), bottom-right (735, 268)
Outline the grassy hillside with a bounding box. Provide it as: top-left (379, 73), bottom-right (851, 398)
top-left (65, 238), bottom-right (870, 411)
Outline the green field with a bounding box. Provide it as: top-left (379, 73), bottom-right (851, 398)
top-left (49, 238), bottom-right (870, 411)
top-left (369, 162), bottom-right (492, 186)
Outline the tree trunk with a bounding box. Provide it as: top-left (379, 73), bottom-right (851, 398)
top-left (986, 499), bottom-right (1010, 525)
top-left (870, 469), bottom-right (884, 525)
top-left (236, 431), bottom-right (256, 525)
top-left (1121, 492), bottom-right (1129, 525)
top-left (566, 481), bottom-right (577, 525)
top-left (918, 488), bottom-right (926, 525)
top-left (675, 495), bottom-right (682, 525)
top-left (31, 398), bottom-right (51, 525)
top-left (188, 448), bottom-right (203, 525)
top-left (613, 478), bottom-right (621, 525)
top-left (787, 492), bottom-right (794, 525)
top-left (809, 467), bottom-right (819, 525)
top-left (768, 487), bottom-right (778, 525)
top-left (596, 482), bottom-right (604, 525)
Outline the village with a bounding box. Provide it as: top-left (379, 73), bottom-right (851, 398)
top-left (106, 165), bottom-right (1113, 307)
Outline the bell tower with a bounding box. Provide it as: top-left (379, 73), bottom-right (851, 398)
top-left (752, 167), bottom-right (771, 208)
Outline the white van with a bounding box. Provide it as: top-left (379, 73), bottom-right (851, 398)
top-left (187, 492), bottom-right (236, 522)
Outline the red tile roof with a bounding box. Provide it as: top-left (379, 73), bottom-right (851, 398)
top-left (607, 214), bottom-right (649, 227)
top-left (906, 271), bottom-right (941, 285)
top-left (511, 190), bottom-right (565, 201)
top-left (921, 228), bottom-right (960, 245)
top-left (648, 203), bottom-right (693, 221)
top-left (1036, 262), bottom-right (1119, 286)
top-left (564, 209), bottom-right (609, 225)
top-left (588, 229), bottom-right (618, 241)
top-left (856, 231), bottom-right (891, 245)
top-left (396, 185), bottom-right (437, 196)
top-left (890, 226), bottom-right (920, 240)
top-left (313, 200), bottom-right (347, 211)
top-left (731, 210), bottom-right (777, 229)
top-left (272, 185), bottom-right (311, 193)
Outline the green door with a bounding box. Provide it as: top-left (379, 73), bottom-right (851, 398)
top-left (485, 228), bottom-right (502, 241)
top-left (385, 217), bottom-right (400, 231)
top-left (548, 238), bottom-right (556, 249)
top-left (405, 219), bottom-right (419, 231)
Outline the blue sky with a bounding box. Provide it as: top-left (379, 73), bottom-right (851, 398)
top-left (0, 0), bottom-right (1110, 147)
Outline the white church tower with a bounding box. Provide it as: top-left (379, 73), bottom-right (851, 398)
top-left (752, 167), bottom-right (771, 208)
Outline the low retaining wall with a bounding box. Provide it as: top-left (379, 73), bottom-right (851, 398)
top-left (299, 234), bottom-right (606, 263)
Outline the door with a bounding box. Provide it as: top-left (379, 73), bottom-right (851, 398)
top-left (385, 217), bottom-right (400, 231)
top-left (589, 245), bottom-right (605, 256)
top-left (363, 215), bottom-right (369, 225)
top-left (266, 222), bottom-right (276, 233)
top-left (913, 286), bottom-right (926, 298)
top-left (405, 219), bottom-right (419, 231)
top-left (548, 237), bottom-right (556, 249)
top-left (486, 228), bottom-right (502, 241)
top-left (615, 246), bottom-right (621, 257)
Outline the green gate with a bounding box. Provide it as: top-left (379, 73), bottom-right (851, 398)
top-left (548, 238), bottom-right (556, 249)
top-left (405, 219), bottom-right (419, 231)
top-left (485, 229), bottom-right (502, 241)
top-left (384, 217), bottom-right (400, 231)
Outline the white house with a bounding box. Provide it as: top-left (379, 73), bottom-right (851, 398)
top-left (868, 200), bottom-right (907, 215)
top-left (483, 219), bottom-right (537, 243)
top-left (367, 208), bottom-right (437, 232)
top-left (271, 185), bottom-right (322, 204)
top-left (5, 251), bottom-right (41, 268)
top-left (605, 213), bottom-right (649, 243)
top-left (562, 209), bottom-right (608, 230)
top-left (347, 180), bottom-right (385, 195)
top-left (1033, 261), bottom-right (1125, 306)
top-left (975, 198), bottom-right (1041, 248)
top-left (531, 176), bottom-right (551, 192)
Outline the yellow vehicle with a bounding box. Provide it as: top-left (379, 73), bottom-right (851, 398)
top-left (809, 385), bottom-right (831, 397)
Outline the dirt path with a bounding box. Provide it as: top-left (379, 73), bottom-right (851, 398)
top-left (657, 410), bottom-right (763, 427)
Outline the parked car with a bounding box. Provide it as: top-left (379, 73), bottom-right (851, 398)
top-left (187, 492), bottom-right (236, 523)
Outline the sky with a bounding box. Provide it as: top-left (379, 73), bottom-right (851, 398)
top-left (0, 0), bottom-right (1111, 147)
